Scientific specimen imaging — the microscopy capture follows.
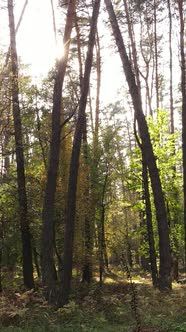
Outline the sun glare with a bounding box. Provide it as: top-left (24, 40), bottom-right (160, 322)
top-left (55, 42), bottom-right (65, 60)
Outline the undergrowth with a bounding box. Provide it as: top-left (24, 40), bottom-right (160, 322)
top-left (0, 272), bottom-right (185, 332)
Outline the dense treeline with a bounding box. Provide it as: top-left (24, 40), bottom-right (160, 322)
top-left (0, 0), bottom-right (186, 308)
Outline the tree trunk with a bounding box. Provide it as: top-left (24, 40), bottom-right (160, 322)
top-left (123, 0), bottom-right (140, 88)
top-left (178, 0), bottom-right (186, 273)
top-left (135, 124), bottom-right (158, 285)
top-left (74, 11), bottom-right (83, 90)
top-left (104, 0), bottom-right (172, 290)
top-left (142, 156), bottom-right (159, 286)
top-left (153, 0), bottom-right (159, 109)
top-left (82, 31), bottom-right (101, 283)
top-left (167, 0), bottom-right (174, 133)
top-left (98, 173), bottom-right (108, 285)
top-left (8, 0), bottom-right (34, 289)
top-left (82, 210), bottom-right (93, 283)
top-left (33, 246), bottom-right (41, 279)
top-left (139, 7), bottom-right (153, 116)
top-left (167, 0), bottom-right (180, 279)
top-left (50, 0), bottom-right (57, 45)
top-left (0, 0), bottom-right (29, 91)
top-left (41, 0), bottom-right (76, 290)
top-left (82, 143), bottom-right (93, 284)
top-left (60, 0), bottom-right (101, 306)
top-left (98, 205), bottom-right (104, 286)
top-left (75, 12), bottom-right (93, 284)
top-left (35, 101), bottom-right (47, 170)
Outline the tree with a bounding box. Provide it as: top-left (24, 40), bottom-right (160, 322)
top-left (177, 0), bottom-right (186, 272)
top-left (134, 124), bottom-right (158, 286)
top-left (153, 0), bottom-right (159, 109)
top-left (41, 0), bottom-right (76, 292)
top-left (167, 0), bottom-right (174, 134)
top-left (60, 0), bottom-right (101, 306)
top-left (104, 0), bottom-right (172, 290)
top-left (0, 0), bottom-right (29, 92)
top-left (121, 0), bottom-right (158, 282)
top-left (7, 0), bottom-right (34, 289)
top-left (82, 31), bottom-right (102, 283)
top-left (148, 109), bottom-right (183, 279)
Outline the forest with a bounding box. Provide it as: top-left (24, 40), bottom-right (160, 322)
top-left (0, 0), bottom-right (186, 331)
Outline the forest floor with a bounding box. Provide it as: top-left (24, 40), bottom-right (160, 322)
top-left (0, 270), bottom-right (186, 332)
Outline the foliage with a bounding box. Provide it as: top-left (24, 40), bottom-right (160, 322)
top-left (0, 275), bottom-right (186, 332)
top-left (0, 0), bottom-right (185, 329)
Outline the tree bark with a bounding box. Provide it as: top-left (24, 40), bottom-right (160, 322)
top-left (104, 0), bottom-right (172, 290)
top-left (41, 0), bottom-right (76, 289)
top-left (8, 0), bottom-right (34, 289)
top-left (60, 0), bottom-right (101, 306)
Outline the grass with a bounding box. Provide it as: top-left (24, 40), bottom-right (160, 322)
top-left (0, 271), bottom-right (186, 332)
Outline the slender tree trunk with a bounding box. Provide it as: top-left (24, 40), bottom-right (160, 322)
top-left (125, 1), bottom-right (156, 281)
top-left (126, 223), bottom-right (133, 268)
top-left (82, 31), bottom-right (101, 283)
top-left (35, 105), bottom-right (47, 170)
top-left (82, 202), bottom-right (93, 283)
top-left (98, 172), bottom-right (108, 285)
top-left (153, 0), bottom-right (159, 109)
top-left (8, 0), bottom-right (34, 289)
top-left (50, 0), bottom-right (57, 45)
top-left (94, 32), bottom-right (101, 147)
top-left (167, 0), bottom-right (174, 133)
top-left (98, 203), bottom-right (109, 284)
top-left (139, 201), bottom-right (151, 272)
top-left (60, 0), bottom-right (101, 306)
top-left (41, 0), bottom-right (76, 289)
top-left (121, 188), bottom-right (133, 268)
top-left (134, 123), bottom-right (158, 285)
top-left (74, 11), bottom-right (83, 90)
top-left (105, 0), bottom-right (172, 290)
top-left (178, 0), bottom-right (186, 272)
top-left (33, 246), bottom-right (41, 278)
top-left (139, 7), bottom-right (153, 116)
top-left (74, 12), bottom-right (93, 283)
top-left (103, 225), bottom-right (109, 270)
top-left (142, 157), bottom-right (159, 286)
top-left (123, 0), bottom-right (140, 88)
top-left (0, 0), bottom-right (29, 91)
top-left (98, 204), bottom-right (104, 286)
top-left (2, 108), bottom-right (11, 173)
top-left (82, 138), bottom-right (93, 284)
top-left (167, 0), bottom-right (180, 280)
